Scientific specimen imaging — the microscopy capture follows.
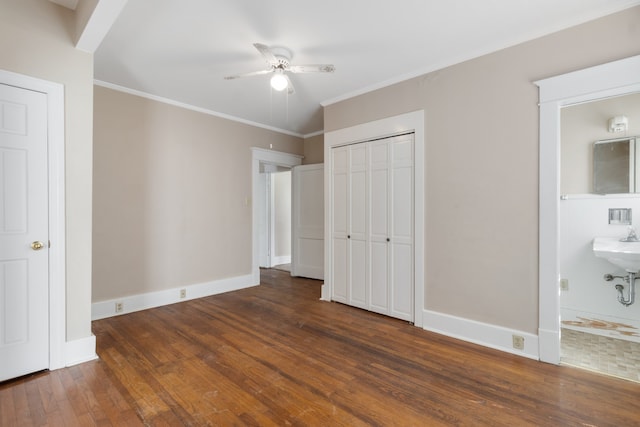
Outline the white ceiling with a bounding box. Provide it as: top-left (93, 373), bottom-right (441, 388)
top-left (93, 0), bottom-right (640, 137)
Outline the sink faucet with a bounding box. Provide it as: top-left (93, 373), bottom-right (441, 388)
top-left (621, 226), bottom-right (640, 242)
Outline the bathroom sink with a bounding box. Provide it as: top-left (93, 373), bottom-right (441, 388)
top-left (593, 237), bottom-right (640, 272)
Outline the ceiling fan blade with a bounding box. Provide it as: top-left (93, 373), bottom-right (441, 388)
top-left (224, 69), bottom-right (272, 80)
top-left (285, 75), bottom-right (295, 95)
top-left (289, 64), bottom-right (335, 73)
top-left (253, 43), bottom-right (278, 66)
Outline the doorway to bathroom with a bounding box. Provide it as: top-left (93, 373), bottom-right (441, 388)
top-left (536, 55), bottom-right (640, 382)
top-left (558, 92), bottom-right (640, 382)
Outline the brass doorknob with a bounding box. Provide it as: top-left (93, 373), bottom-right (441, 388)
top-left (31, 241), bottom-right (44, 251)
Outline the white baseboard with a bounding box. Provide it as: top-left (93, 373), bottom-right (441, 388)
top-left (272, 255), bottom-right (291, 266)
top-left (92, 274), bottom-right (256, 320)
top-left (423, 309), bottom-right (539, 360)
top-left (65, 334), bottom-right (98, 367)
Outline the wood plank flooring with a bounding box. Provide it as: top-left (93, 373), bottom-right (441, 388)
top-left (2, 268), bottom-right (639, 426)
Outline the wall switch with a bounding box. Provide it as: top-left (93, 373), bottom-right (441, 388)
top-left (512, 335), bottom-right (525, 350)
top-left (560, 278), bottom-right (569, 291)
top-left (115, 302), bottom-right (123, 313)
top-left (180, 289), bottom-right (186, 299)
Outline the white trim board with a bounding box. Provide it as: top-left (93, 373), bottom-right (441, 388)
top-left (535, 54), bottom-right (640, 364)
top-left (65, 335), bottom-right (98, 367)
top-left (272, 255), bottom-right (291, 267)
top-left (92, 274), bottom-right (256, 320)
top-left (0, 69), bottom-right (68, 371)
top-left (423, 310), bottom-right (539, 360)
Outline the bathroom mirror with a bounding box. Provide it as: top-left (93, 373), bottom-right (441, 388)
top-left (560, 92), bottom-right (640, 195)
top-left (593, 137), bottom-right (638, 194)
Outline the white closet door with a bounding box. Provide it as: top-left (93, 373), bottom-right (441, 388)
top-left (369, 140), bottom-right (390, 314)
top-left (330, 133), bottom-right (414, 322)
top-left (389, 135), bottom-right (414, 321)
top-left (349, 145), bottom-right (367, 309)
top-left (331, 147), bottom-right (348, 303)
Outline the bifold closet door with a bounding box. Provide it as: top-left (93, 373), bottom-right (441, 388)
top-left (330, 133), bottom-right (414, 322)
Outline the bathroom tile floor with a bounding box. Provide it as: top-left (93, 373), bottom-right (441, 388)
top-left (561, 328), bottom-right (640, 383)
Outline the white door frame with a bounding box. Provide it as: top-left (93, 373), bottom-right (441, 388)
top-left (323, 110), bottom-right (425, 327)
top-left (251, 148), bottom-right (302, 284)
top-left (535, 54), bottom-right (640, 364)
top-left (1, 69), bottom-right (66, 370)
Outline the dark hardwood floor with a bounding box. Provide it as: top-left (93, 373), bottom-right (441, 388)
top-left (2, 268), bottom-right (639, 426)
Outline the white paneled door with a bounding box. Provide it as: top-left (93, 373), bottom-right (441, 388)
top-left (291, 164), bottom-right (324, 280)
top-left (330, 133), bottom-right (414, 322)
top-left (0, 83), bottom-right (49, 381)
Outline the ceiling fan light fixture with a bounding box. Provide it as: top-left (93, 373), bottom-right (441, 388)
top-left (270, 71), bottom-right (288, 91)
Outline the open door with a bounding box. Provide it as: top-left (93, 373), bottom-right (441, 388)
top-left (0, 83), bottom-right (49, 381)
top-left (291, 164), bottom-right (324, 280)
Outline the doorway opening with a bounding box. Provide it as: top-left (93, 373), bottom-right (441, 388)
top-left (558, 93), bottom-right (640, 382)
top-left (251, 148), bottom-right (302, 284)
top-left (536, 54), bottom-right (640, 366)
top-left (258, 165), bottom-right (292, 271)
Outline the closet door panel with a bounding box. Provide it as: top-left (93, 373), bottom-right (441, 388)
top-left (350, 239), bottom-right (367, 308)
top-left (392, 166), bottom-right (413, 243)
top-left (349, 145), bottom-right (367, 307)
top-left (391, 242), bottom-right (413, 320)
top-left (369, 140), bottom-right (390, 313)
top-left (370, 241), bottom-right (388, 312)
top-left (332, 149), bottom-right (349, 237)
top-left (331, 147), bottom-right (349, 302)
top-left (332, 238), bottom-right (348, 303)
top-left (390, 135), bottom-right (414, 320)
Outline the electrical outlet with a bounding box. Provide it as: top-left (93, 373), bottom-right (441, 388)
top-left (180, 289), bottom-right (186, 299)
top-left (512, 335), bottom-right (525, 350)
top-left (560, 278), bottom-right (569, 291)
top-left (115, 302), bottom-right (123, 313)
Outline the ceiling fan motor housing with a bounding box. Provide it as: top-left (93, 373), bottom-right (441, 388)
top-left (270, 46), bottom-right (292, 69)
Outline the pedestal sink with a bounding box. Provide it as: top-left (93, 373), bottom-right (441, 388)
top-left (592, 237), bottom-right (640, 273)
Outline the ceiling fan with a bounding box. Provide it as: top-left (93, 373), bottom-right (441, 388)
top-left (224, 43), bottom-right (335, 94)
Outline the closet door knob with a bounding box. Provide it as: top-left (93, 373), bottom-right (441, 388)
top-left (347, 235), bottom-right (351, 239)
top-left (386, 238), bottom-right (390, 242)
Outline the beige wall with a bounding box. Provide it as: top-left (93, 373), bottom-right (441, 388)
top-left (303, 134), bottom-right (324, 164)
top-left (325, 7), bottom-right (640, 334)
top-left (92, 86), bottom-right (303, 301)
top-left (561, 92), bottom-right (640, 194)
top-left (274, 171), bottom-right (292, 258)
top-left (0, 0), bottom-right (94, 341)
